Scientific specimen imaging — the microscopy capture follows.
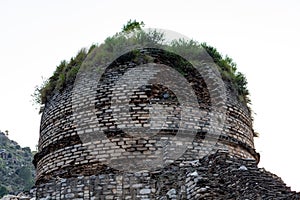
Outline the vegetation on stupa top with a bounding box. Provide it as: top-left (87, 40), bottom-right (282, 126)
top-left (33, 20), bottom-right (250, 108)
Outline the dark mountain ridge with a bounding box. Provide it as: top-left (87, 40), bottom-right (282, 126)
top-left (0, 131), bottom-right (35, 197)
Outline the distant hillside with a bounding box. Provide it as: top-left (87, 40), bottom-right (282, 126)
top-left (0, 131), bottom-right (35, 197)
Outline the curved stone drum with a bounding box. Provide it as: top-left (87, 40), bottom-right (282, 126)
top-left (33, 48), bottom-right (259, 199)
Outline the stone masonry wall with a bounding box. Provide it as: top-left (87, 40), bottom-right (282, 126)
top-left (33, 48), bottom-right (259, 199)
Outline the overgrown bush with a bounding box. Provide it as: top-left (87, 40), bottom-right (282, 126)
top-left (33, 20), bottom-right (251, 108)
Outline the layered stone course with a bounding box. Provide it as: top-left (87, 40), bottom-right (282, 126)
top-left (34, 81), bottom-right (256, 176)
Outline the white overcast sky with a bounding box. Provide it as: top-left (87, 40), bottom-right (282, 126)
top-left (0, 0), bottom-right (299, 191)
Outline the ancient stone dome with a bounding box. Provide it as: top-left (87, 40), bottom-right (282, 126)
top-left (33, 44), bottom-right (298, 199)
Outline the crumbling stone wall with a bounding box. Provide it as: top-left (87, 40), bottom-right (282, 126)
top-left (33, 49), bottom-right (260, 199)
top-left (33, 151), bottom-right (300, 199)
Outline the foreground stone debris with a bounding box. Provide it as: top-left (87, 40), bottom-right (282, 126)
top-left (0, 193), bottom-right (34, 200)
top-left (28, 151), bottom-right (299, 199)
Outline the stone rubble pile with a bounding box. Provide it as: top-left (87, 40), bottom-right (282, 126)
top-left (31, 151), bottom-right (300, 199)
top-left (154, 151), bottom-right (300, 199)
top-left (0, 192), bottom-right (34, 200)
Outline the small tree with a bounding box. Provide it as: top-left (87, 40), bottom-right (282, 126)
top-left (16, 166), bottom-right (34, 191)
top-left (122, 19), bottom-right (145, 33)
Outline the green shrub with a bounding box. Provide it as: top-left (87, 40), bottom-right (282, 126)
top-left (32, 48), bottom-right (91, 105)
top-left (16, 166), bottom-right (34, 191)
top-left (122, 19), bottom-right (145, 32)
top-left (33, 20), bottom-right (251, 109)
top-left (0, 185), bottom-right (8, 198)
top-left (200, 43), bottom-right (250, 103)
